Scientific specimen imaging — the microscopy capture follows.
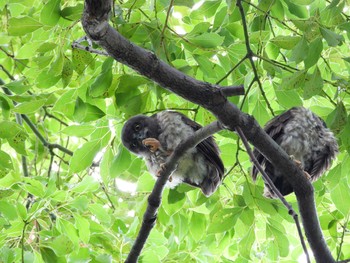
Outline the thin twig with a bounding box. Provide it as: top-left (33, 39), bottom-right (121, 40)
top-left (236, 0), bottom-right (275, 117)
top-left (125, 121), bottom-right (224, 263)
top-left (20, 221), bottom-right (29, 263)
top-left (71, 42), bottom-right (109, 56)
top-left (235, 126), bottom-right (311, 263)
top-left (160, 0), bottom-right (174, 47)
top-left (101, 184), bottom-right (116, 210)
top-left (337, 214), bottom-right (350, 261)
top-left (20, 115), bottom-right (73, 156)
top-left (216, 55), bottom-right (248, 85)
top-left (43, 107), bottom-right (69, 126)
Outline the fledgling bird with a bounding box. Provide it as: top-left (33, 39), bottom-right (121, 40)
top-left (252, 107), bottom-right (338, 198)
top-left (121, 111), bottom-right (224, 197)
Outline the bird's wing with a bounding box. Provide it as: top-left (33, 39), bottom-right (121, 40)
top-left (251, 108), bottom-right (295, 180)
top-left (306, 116), bottom-right (338, 181)
top-left (308, 147), bottom-right (334, 182)
top-left (178, 113), bottom-right (224, 176)
top-left (167, 112), bottom-right (224, 196)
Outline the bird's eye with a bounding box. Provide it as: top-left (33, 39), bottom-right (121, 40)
top-left (134, 123), bottom-right (141, 131)
top-left (131, 142), bottom-right (137, 148)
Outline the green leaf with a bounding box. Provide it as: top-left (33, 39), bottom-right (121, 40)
top-left (187, 33), bottom-right (224, 48)
top-left (208, 208), bottom-right (242, 234)
top-left (100, 147), bottom-right (113, 185)
top-left (0, 150), bottom-right (13, 170)
top-left (116, 92), bottom-right (148, 118)
top-left (8, 16), bottom-right (42, 36)
top-left (190, 212), bottom-right (206, 241)
top-left (162, 190), bottom-right (186, 216)
top-left (320, 27), bottom-right (344, 47)
top-left (61, 4), bottom-right (84, 21)
top-left (40, 248), bottom-right (57, 263)
top-left (257, 0), bottom-right (276, 13)
top-left (281, 70), bottom-right (307, 90)
top-left (49, 53), bottom-right (64, 77)
top-left (304, 37), bottom-right (323, 69)
top-left (290, 37), bottom-right (309, 63)
top-left (331, 179), bottom-right (350, 216)
top-left (74, 214), bottom-right (90, 243)
top-left (12, 99), bottom-right (46, 114)
top-left (116, 74), bottom-right (149, 93)
top-left (70, 140), bottom-right (102, 173)
top-left (89, 203), bottom-right (111, 224)
top-left (16, 42), bottom-right (40, 59)
top-left (52, 89), bottom-right (77, 117)
top-left (73, 97), bottom-right (105, 122)
top-left (327, 102), bottom-right (348, 134)
top-left (89, 59), bottom-right (114, 98)
top-left (0, 247), bottom-right (16, 263)
top-left (49, 235), bottom-right (74, 257)
top-left (0, 189), bottom-right (14, 199)
top-left (270, 36), bottom-right (301, 50)
top-left (191, 1), bottom-right (221, 19)
top-left (0, 201), bottom-right (18, 220)
top-left (56, 218), bottom-right (79, 246)
top-left (303, 67), bottom-right (323, 99)
top-left (290, 0), bottom-right (313, 4)
top-left (267, 219), bottom-right (290, 257)
top-left (0, 121), bottom-right (26, 139)
top-left (40, 0), bottom-right (61, 26)
top-left (36, 42), bottom-right (57, 53)
top-left (252, 100), bottom-right (270, 126)
top-left (189, 203), bottom-right (211, 215)
top-left (16, 203), bottom-right (27, 220)
top-left (69, 196), bottom-right (89, 212)
top-left (284, 0), bottom-right (308, 18)
top-left (21, 178), bottom-right (46, 198)
top-left (275, 89), bottom-right (302, 109)
top-left (36, 70), bottom-right (61, 89)
top-left (4, 80), bottom-right (31, 94)
top-left (72, 48), bottom-right (95, 74)
top-left (110, 146), bottom-right (132, 177)
top-left (213, 7), bottom-right (227, 29)
top-left (71, 176), bottom-right (100, 193)
top-left (238, 225), bottom-right (255, 259)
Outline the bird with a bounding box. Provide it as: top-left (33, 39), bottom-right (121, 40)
top-left (121, 110), bottom-right (224, 197)
top-left (251, 107), bottom-right (338, 198)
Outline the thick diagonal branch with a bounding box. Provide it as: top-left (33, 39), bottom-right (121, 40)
top-left (82, 1), bottom-right (335, 262)
top-left (125, 121), bottom-right (223, 263)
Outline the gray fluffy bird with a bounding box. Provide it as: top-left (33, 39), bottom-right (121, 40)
top-left (121, 111), bottom-right (224, 196)
top-left (252, 107), bottom-right (338, 198)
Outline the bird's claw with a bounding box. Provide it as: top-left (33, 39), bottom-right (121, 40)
top-left (156, 163), bottom-right (173, 182)
top-left (290, 155), bottom-right (311, 180)
top-left (142, 138), bottom-right (161, 152)
top-left (303, 171), bottom-right (311, 180)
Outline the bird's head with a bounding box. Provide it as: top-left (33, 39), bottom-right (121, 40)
top-left (121, 114), bottom-right (159, 156)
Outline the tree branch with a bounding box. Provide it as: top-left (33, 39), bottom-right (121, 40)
top-left (82, 1), bottom-right (336, 262)
top-left (236, 0), bottom-right (275, 117)
top-left (20, 115), bottom-right (73, 156)
top-left (125, 121), bottom-right (223, 263)
top-left (1, 86), bottom-right (73, 156)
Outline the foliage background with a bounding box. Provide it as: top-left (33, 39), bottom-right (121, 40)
top-left (0, 0), bottom-right (350, 262)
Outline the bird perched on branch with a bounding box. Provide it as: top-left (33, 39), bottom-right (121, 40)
top-left (121, 111), bottom-right (224, 197)
top-left (252, 107), bottom-right (338, 198)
